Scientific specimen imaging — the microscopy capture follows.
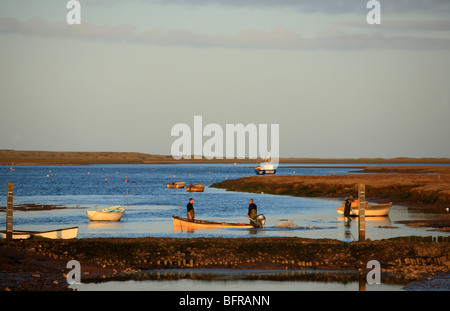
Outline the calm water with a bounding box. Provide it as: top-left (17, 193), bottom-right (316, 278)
top-left (69, 269), bottom-right (406, 291)
top-left (1, 163), bottom-right (449, 241)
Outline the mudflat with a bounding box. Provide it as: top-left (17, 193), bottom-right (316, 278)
top-left (1, 237), bottom-right (449, 291)
top-left (211, 166), bottom-right (450, 209)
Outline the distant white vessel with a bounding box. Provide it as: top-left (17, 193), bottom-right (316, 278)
top-left (254, 155), bottom-right (276, 175)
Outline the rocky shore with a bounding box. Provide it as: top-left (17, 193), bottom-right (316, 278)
top-left (1, 237), bottom-right (448, 291)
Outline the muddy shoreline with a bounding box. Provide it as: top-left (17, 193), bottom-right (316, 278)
top-left (211, 167), bottom-right (450, 209)
top-left (1, 237), bottom-right (448, 291)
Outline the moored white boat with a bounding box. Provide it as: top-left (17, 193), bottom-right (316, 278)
top-left (86, 206), bottom-right (125, 221)
top-left (336, 202), bottom-right (392, 217)
top-left (0, 226), bottom-right (79, 240)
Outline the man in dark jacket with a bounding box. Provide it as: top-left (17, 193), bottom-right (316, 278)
top-left (247, 199), bottom-right (257, 220)
top-left (344, 195), bottom-right (353, 223)
top-left (187, 198), bottom-right (195, 221)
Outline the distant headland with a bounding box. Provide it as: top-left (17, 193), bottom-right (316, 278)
top-left (1, 149), bottom-right (449, 166)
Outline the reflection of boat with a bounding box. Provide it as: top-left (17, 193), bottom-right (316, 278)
top-left (0, 226), bottom-right (79, 240)
top-left (254, 156), bottom-right (276, 175)
top-left (167, 182), bottom-right (186, 189)
top-left (172, 215), bottom-right (256, 229)
top-left (186, 183), bottom-right (205, 192)
top-left (336, 202), bottom-right (392, 217)
top-left (87, 206), bottom-right (125, 221)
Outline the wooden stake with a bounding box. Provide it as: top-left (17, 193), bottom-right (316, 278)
top-left (358, 183), bottom-right (366, 242)
top-left (6, 183), bottom-right (13, 243)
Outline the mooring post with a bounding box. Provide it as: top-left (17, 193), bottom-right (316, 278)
top-left (358, 183), bottom-right (366, 242)
top-left (6, 183), bottom-right (14, 243)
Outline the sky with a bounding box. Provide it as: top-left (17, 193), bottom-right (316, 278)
top-left (0, 0), bottom-right (449, 159)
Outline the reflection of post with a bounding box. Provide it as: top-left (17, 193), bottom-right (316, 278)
top-left (6, 183), bottom-right (14, 243)
top-left (358, 183), bottom-right (366, 241)
top-left (359, 277), bottom-right (366, 291)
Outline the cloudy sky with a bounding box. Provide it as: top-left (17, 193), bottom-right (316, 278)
top-left (0, 0), bottom-right (449, 158)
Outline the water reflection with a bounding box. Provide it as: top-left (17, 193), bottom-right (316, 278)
top-left (70, 269), bottom-right (408, 291)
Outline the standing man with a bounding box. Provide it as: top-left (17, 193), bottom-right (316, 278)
top-left (187, 198), bottom-right (195, 221)
top-left (247, 199), bottom-right (257, 220)
top-left (344, 195), bottom-right (353, 223)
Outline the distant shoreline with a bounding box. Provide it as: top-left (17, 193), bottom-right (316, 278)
top-left (1, 150), bottom-right (449, 166)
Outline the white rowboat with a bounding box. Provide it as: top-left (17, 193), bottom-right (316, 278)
top-left (336, 202), bottom-right (392, 217)
top-left (87, 206), bottom-right (125, 221)
top-left (0, 226), bottom-right (79, 240)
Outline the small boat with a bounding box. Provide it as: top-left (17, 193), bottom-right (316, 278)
top-left (254, 155), bottom-right (276, 175)
top-left (0, 226), bottom-right (79, 240)
top-left (186, 183), bottom-right (205, 192)
top-left (86, 206), bottom-right (125, 221)
top-left (336, 202), bottom-right (392, 217)
top-left (167, 182), bottom-right (186, 189)
top-left (172, 215), bottom-right (261, 229)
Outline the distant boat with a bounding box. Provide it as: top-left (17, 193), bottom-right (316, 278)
top-left (172, 215), bottom-right (258, 229)
top-left (254, 160), bottom-right (276, 175)
top-left (167, 182), bottom-right (186, 189)
top-left (86, 206), bottom-right (125, 221)
top-left (0, 226), bottom-right (79, 240)
top-left (186, 183), bottom-right (205, 192)
top-left (336, 202), bottom-right (392, 217)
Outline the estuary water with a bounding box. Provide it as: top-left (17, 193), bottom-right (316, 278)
top-left (1, 163), bottom-right (449, 242)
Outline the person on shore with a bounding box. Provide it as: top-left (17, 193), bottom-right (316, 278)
top-left (247, 199), bottom-right (257, 220)
top-left (344, 195), bottom-right (353, 223)
top-left (187, 198), bottom-right (195, 221)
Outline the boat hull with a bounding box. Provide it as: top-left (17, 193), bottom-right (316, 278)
top-left (186, 183), bottom-right (205, 192)
top-left (167, 182), bottom-right (186, 189)
top-left (186, 188), bottom-right (205, 192)
top-left (172, 215), bottom-right (254, 229)
top-left (254, 168), bottom-right (276, 175)
top-left (87, 211), bottom-right (124, 221)
top-left (336, 203), bottom-right (392, 217)
top-left (0, 226), bottom-right (78, 240)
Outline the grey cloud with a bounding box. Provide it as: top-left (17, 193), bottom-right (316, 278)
top-left (1, 16), bottom-right (449, 50)
top-left (147, 0), bottom-right (450, 15)
top-left (0, 16), bottom-right (136, 41)
top-left (337, 18), bottom-right (450, 32)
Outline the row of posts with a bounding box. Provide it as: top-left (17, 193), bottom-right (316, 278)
top-left (3, 182), bottom-right (367, 242)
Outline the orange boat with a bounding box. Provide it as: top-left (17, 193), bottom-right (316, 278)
top-left (186, 183), bottom-right (205, 192)
top-left (172, 215), bottom-right (255, 229)
top-left (167, 182), bottom-right (186, 189)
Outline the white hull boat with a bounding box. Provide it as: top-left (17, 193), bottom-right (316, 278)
top-left (87, 206), bottom-right (125, 221)
top-left (336, 202), bottom-right (392, 217)
top-left (0, 226), bottom-right (79, 240)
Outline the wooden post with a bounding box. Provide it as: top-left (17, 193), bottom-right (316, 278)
top-left (6, 183), bottom-right (14, 243)
top-left (358, 183), bottom-right (366, 242)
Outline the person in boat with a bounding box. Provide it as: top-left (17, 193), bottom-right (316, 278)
top-left (344, 195), bottom-right (353, 223)
top-left (247, 199), bottom-right (257, 220)
top-left (187, 198), bottom-right (195, 221)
